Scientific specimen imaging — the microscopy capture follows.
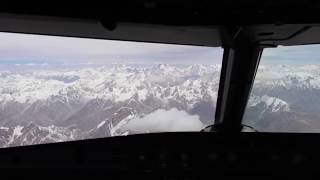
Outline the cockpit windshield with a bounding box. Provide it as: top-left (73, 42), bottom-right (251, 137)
top-left (0, 32), bottom-right (223, 148)
top-left (244, 45), bottom-right (320, 132)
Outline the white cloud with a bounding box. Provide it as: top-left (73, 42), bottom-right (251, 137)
top-left (120, 108), bottom-right (205, 133)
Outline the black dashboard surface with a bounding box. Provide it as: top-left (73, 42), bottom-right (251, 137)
top-left (0, 132), bottom-right (319, 176)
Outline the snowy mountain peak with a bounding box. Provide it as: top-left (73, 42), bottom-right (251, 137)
top-left (110, 64), bottom-right (132, 72)
top-left (248, 95), bottom-right (290, 112)
top-left (157, 64), bottom-right (171, 69)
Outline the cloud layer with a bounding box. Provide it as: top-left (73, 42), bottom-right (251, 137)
top-left (121, 108), bottom-right (205, 133)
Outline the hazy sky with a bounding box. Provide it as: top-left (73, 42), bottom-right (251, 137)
top-left (262, 44), bottom-right (320, 65)
top-left (1, 32), bottom-right (320, 67)
top-left (0, 32), bottom-right (222, 66)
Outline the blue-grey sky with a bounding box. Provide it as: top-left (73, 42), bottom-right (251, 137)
top-left (0, 32), bottom-right (222, 66)
top-left (262, 44), bottom-right (320, 65)
top-left (2, 32), bottom-right (320, 67)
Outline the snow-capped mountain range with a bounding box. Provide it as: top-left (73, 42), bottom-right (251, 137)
top-left (0, 64), bottom-right (220, 147)
top-left (244, 64), bottom-right (320, 132)
top-left (0, 63), bottom-right (320, 148)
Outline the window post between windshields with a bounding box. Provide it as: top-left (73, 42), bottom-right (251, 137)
top-left (213, 32), bottom-right (263, 132)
